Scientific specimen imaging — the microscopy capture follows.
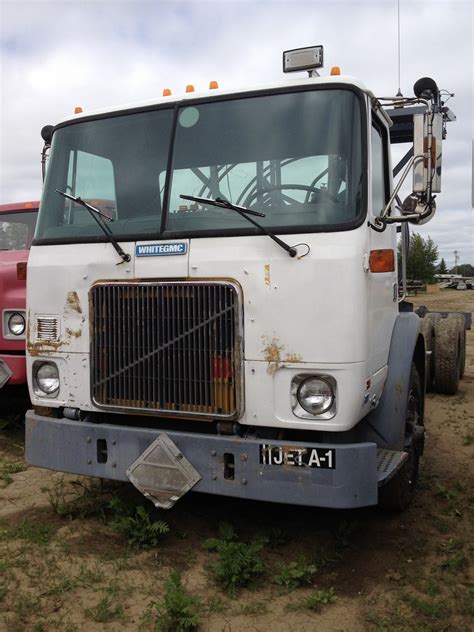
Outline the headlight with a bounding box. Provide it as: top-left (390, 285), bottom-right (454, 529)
top-left (291, 374), bottom-right (336, 419)
top-left (8, 312), bottom-right (26, 336)
top-left (34, 362), bottom-right (60, 396)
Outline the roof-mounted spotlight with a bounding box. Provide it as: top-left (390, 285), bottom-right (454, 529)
top-left (283, 45), bottom-right (324, 77)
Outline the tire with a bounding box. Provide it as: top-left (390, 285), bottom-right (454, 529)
top-left (379, 364), bottom-right (424, 511)
top-left (434, 318), bottom-right (461, 395)
top-left (447, 313), bottom-right (466, 378)
top-left (419, 317), bottom-right (435, 391)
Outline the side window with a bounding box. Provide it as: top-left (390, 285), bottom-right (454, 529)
top-left (371, 125), bottom-right (386, 215)
top-left (65, 150), bottom-right (117, 224)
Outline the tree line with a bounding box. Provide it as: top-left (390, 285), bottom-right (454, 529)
top-left (399, 233), bottom-right (473, 283)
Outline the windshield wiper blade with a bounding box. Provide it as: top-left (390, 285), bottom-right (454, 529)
top-left (180, 194), bottom-right (296, 257)
top-left (56, 190), bottom-right (130, 264)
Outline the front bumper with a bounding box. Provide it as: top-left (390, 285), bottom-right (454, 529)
top-left (0, 355), bottom-right (26, 388)
top-left (26, 411), bottom-right (379, 509)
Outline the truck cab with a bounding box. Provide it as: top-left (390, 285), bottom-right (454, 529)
top-left (0, 202), bottom-right (39, 389)
top-left (25, 49), bottom-right (460, 510)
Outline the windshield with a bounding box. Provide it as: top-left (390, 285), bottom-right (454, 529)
top-left (0, 211), bottom-right (38, 250)
top-left (37, 88), bottom-right (363, 241)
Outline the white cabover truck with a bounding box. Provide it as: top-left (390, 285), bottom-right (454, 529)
top-left (26, 46), bottom-right (465, 511)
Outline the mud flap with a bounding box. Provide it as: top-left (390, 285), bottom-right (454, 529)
top-left (377, 449), bottom-right (408, 486)
top-left (126, 434), bottom-right (202, 509)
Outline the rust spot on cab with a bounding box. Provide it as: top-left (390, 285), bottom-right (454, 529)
top-left (66, 291), bottom-right (82, 313)
top-left (27, 339), bottom-right (63, 356)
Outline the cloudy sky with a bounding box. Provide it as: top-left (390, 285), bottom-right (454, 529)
top-left (0, 0), bottom-right (472, 264)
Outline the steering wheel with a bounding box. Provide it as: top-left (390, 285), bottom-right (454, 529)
top-left (243, 184), bottom-right (321, 208)
top-left (243, 184), bottom-right (339, 208)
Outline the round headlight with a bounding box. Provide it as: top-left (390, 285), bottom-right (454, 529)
top-left (297, 377), bottom-right (334, 415)
top-left (8, 312), bottom-right (26, 336)
top-left (35, 363), bottom-right (60, 395)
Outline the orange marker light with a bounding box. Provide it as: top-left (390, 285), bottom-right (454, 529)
top-left (185, 84), bottom-right (195, 93)
top-left (369, 249), bottom-right (395, 273)
top-left (74, 106), bottom-right (83, 114)
top-left (163, 88), bottom-right (171, 96)
top-left (330, 66), bottom-right (341, 76)
top-left (209, 80), bottom-right (219, 89)
top-left (24, 202), bottom-right (33, 208)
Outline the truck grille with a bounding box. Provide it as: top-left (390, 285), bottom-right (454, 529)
top-left (91, 282), bottom-right (241, 418)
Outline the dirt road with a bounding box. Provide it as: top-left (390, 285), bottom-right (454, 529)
top-left (1, 289), bottom-right (472, 631)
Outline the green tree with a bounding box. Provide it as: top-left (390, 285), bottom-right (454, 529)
top-left (406, 233), bottom-right (439, 283)
top-left (436, 257), bottom-right (448, 275)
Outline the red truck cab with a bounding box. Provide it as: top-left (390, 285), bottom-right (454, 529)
top-left (0, 202), bottom-right (39, 389)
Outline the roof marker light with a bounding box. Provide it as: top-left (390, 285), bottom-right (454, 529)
top-left (330, 66), bottom-right (341, 76)
top-left (74, 106), bottom-right (83, 114)
top-left (185, 85), bottom-right (195, 93)
top-left (163, 88), bottom-right (171, 96)
top-left (209, 81), bottom-right (219, 89)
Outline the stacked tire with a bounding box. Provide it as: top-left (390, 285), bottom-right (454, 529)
top-left (432, 315), bottom-right (465, 395)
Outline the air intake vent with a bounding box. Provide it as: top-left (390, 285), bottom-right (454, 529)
top-left (36, 317), bottom-right (59, 341)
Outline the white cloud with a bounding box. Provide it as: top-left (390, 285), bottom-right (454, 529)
top-left (0, 0), bottom-right (472, 260)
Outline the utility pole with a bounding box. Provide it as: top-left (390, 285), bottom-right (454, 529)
top-left (453, 250), bottom-right (459, 275)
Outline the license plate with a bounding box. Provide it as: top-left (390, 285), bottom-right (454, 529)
top-left (259, 444), bottom-right (336, 469)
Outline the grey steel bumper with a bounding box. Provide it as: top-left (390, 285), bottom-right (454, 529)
top-left (25, 411), bottom-right (378, 508)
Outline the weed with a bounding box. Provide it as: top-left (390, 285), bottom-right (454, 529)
top-left (0, 519), bottom-right (56, 545)
top-left (0, 584), bottom-right (7, 602)
top-left (286, 587), bottom-right (336, 612)
top-left (402, 594), bottom-right (451, 619)
top-left (334, 520), bottom-right (359, 548)
top-left (238, 600), bottom-right (269, 615)
top-left (274, 558), bottom-right (318, 590)
top-left (205, 536), bottom-right (264, 597)
top-left (47, 478), bottom-right (110, 521)
top-left (0, 461), bottom-right (27, 487)
top-left (440, 551), bottom-right (469, 572)
top-left (85, 594), bottom-right (124, 623)
top-left (153, 570), bottom-right (201, 632)
top-left (45, 575), bottom-right (78, 596)
top-left (110, 498), bottom-right (169, 548)
top-left (204, 596), bottom-right (226, 614)
top-left (463, 434), bottom-right (474, 446)
top-left (76, 563), bottom-right (105, 587)
top-left (432, 515), bottom-right (450, 534)
top-left (434, 481), bottom-right (460, 501)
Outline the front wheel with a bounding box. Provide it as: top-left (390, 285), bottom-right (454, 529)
top-left (378, 364), bottom-right (424, 511)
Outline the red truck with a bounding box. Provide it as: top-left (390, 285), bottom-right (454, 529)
top-left (0, 202), bottom-right (39, 389)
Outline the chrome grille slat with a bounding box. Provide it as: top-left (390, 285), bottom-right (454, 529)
top-left (91, 282), bottom-right (240, 418)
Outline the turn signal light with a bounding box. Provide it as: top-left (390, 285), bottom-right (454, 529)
top-left (369, 249), bottom-right (395, 273)
top-left (209, 80), bottom-right (219, 89)
top-left (17, 262), bottom-right (27, 281)
top-left (74, 106), bottom-right (83, 114)
top-left (163, 88), bottom-right (171, 96)
top-left (330, 66), bottom-right (341, 76)
top-left (185, 84), bottom-right (195, 93)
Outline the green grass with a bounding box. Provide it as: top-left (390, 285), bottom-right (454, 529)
top-left (0, 461), bottom-right (27, 487)
top-left (286, 587), bottom-right (336, 612)
top-left (273, 558), bottom-right (318, 590)
top-left (440, 551), bottom-right (469, 572)
top-left (109, 499), bottom-right (169, 549)
top-left (0, 519), bottom-right (56, 545)
top-left (153, 570), bottom-right (201, 632)
top-left (463, 434), bottom-right (474, 446)
top-left (85, 594), bottom-right (124, 623)
top-left (205, 537), bottom-right (265, 597)
top-left (402, 594), bottom-right (451, 620)
top-left (46, 478), bottom-right (111, 521)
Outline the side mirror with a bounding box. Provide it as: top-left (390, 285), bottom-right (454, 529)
top-left (401, 193), bottom-right (436, 225)
top-left (41, 125), bottom-right (54, 145)
top-left (413, 112), bottom-right (443, 196)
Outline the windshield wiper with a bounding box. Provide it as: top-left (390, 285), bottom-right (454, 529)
top-left (55, 190), bottom-right (131, 264)
top-left (180, 194), bottom-right (296, 257)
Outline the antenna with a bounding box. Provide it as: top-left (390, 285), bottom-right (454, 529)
top-left (396, 0), bottom-right (403, 97)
